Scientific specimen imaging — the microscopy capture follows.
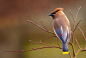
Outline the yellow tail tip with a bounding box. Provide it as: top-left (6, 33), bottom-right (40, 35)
top-left (63, 51), bottom-right (69, 54)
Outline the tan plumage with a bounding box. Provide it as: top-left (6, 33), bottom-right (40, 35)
top-left (49, 8), bottom-right (71, 54)
top-left (53, 8), bottom-right (71, 31)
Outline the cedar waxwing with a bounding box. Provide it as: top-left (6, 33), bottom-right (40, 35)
top-left (49, 8), bottom-right (71, 54)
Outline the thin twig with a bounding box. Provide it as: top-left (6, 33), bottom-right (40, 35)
top-left (42, 36), bottom-right (57, 42)
top-left (85, 41), bottom-right (86, 49)
top-left (78, 27), bottom-right (86, 41)
top-left (57, 43), bottom-right (61, 48)
top-left (70, 10), bottom-right (75, 20)
top-left (72, 20), bottom-right (81, 49)
top-left (3, 46), bottom-right (62, 53)
top-left (3, 40), bottom-right (62, 53)
top-left (29, 40), bottom-right (62, 48)
top-left (72, 20), bottom-right (75, 44)
top-left (75, 49), bottom-right (81, 57)
top-left (75, 6), bottom-right (81, 21)
top-left (81, 49), bottom-right (86, 51)
top-left (22, 46), bottom-right (62, 51)
top-left (69, 42), bottom-right (75, 57)
top-left (78, 27), bottom-right (86, 49)
top-left (69, 51), bottom-right (72, 58)
top-left (29, 40), bottom-right (51, 47)
top-left (40, 20), bottom-right (56, 35)
top-left (29, 40), bottom-right (62, 49)
top-left (74, 49), bottom-right (86, 58)
top-left (40, 20), bottom-right (48, 31)
top-left (73, 20), bottom-right (81, 32)
top-left (71, 6), bottom-right (81, 44)
top-left (70, 7), bottom-right (82, 58)
top-left (3, 39), bottom-right (62, 53)
top-left (48, 31), bottom-right (56, 35)
top-left (71, 32), bottom-right (81, 49)
top-left (3, 50), bottom-right (25, 53)
top-left (27, 20), bottom-right (55, 35)
top-left (75, 49), bottom-right (86, 57)
top-left (27, 20), bottom-right (47, 31)
top-left (74, 36), bottom-right (81, 49)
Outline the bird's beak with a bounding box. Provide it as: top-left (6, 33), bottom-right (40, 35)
top-left (49, 14), bottom-right (54, 16)
top-left (49, 14), bottom-right (52, 16)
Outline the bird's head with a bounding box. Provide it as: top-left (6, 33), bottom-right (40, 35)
top-left (49, 8), bottom-right (64, 19)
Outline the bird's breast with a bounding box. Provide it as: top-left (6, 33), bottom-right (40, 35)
top-left (53, 19), bottom-right (61, 30)
top-left (53, 15), bottom-right (70, 31)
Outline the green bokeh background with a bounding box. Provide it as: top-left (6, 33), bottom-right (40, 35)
top-left (0, 0), bottom-right (86, 58)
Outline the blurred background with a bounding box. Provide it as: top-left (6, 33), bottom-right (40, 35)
top-left (0, 0), bottom-right (86, 58)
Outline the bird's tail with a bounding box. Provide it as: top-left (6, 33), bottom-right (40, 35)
top-left (62, 43), bottom-right (69, 54)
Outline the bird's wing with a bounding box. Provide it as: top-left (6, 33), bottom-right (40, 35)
top-left (54, 26), bottom-right (68, 44)
top-left (67, 29), bottom-right (71, 43)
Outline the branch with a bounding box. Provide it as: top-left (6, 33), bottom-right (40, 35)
top-left (29, 40), bottom-right (62, 48)
top-left (71, 32), bottom-right (81, 49)
top-left (72, 21), bottom-right (75, 44)
top-left (74, 36), bottom-right (81, 49)
top-left (3, 46), bottom-right (62, 53)
top-left (78, 27), bottom-right (86, 41)
top-left (3, 20), bottom-right (60, 53)
top-left (75, 6), bottom-right (81, 21)
top-left (40, 20), bottom-right (48, 31)
top-left (21, 46), bottom-right (62, 51)
top-left (27, 20), bottom-right (55, 35)
top-left (78, 27), bottom-right (86, 49)
top-left (73, 20), bottom-right (81, 32)
top-left (57, 43), bottom-right (61, 48)
top-left (40, 20), bottom-right (56, 35)
top-left (72, 19), bottom-right (81, 44)
top-left (42, 36), bottom-right (57, 42)
top-left (75, 49), bottom-right (86, 57)
top-left (27, 20), bottom-right (47, 31)
top-left (71, 7), bottom-right (81, 44)
top-left (29, 40), bottom-right (51, 47)
top-left (70, 10), bottom-right (75, 20)
top-left (75, 48), bottom-right (82, 57)
top-left (3, 40), bottom-right (62, 53)
top-left (85, 41), bottom-right (86, 49)
top-left (69, 42), bottom-right (75, 57)
top-left (69, 51), bottom-right (72, 58)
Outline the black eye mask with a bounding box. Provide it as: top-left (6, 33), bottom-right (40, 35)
top-left (51, 10), bottom-right (59, 14)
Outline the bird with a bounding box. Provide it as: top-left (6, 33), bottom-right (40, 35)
top-left (49, 8), bottom-right (71, 54)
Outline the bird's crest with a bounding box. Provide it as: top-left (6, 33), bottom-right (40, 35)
top-left (51, 8), bottom-right (64, 14)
